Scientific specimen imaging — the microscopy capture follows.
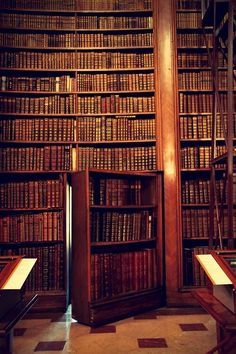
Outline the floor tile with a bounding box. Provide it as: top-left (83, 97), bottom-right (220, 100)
top-left (134, 313), bottom-right (157, 320)
top-left (34, 341), bottom-right (66, 351)
top-left (179, 323), bottom-right (208, 331)
top-left (138, 338), bottom-right (168, 348)
top-left (90, 325), bottom-right (116, 334)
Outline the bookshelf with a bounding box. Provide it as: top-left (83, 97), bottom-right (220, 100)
top-left (71, 168), bottom-right (164, 326)
top-left (0, 173), bottom-right (69, 311)
top-left (0, 0), bottom-right (78, 311)
top-left (202, 0), bottom-right (236, 250)
top-left (0, 0), bottom-right (160, 312)
top-left (176, 0), bottom-right (236, 289)
top-left (176, 0), bottom-right (213, 288)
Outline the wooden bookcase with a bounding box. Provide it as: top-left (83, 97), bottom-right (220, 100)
top-left (176, 0), bottom-right (235, 290)
top-left (0, 173), bottom-right (69, 311)
top-left (71, 168), bottom-right (164, 326)
top-left (0, 0), bottom-right (160, 312)
top-left (176, 0), bottom-right (213, 288)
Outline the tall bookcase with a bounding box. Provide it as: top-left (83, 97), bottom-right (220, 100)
top-left (69, 0), bottom-right (165, 325)
top-left (0, 0), bottom-right (162, 312)
top-left (202, 0), bottom-right (236, 251)
top-left (0, 0), bottom-right (77, 311)
top-left (72, 168), bottom-right (164, 326)
top-left (176, 0), bottom-right (236, 290)
top-left (176, 0), bottom-right (213, 288)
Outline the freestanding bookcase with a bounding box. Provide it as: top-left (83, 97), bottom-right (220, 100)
top-left (71, 168), bottom-right (164, 326)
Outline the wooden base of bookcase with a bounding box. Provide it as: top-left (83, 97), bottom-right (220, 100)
top-left (73, 288), bottom-right (165, 327)
top-left (29, 291), bottom-right (68, 313)
top-left (166, 288), bottom-right (204, 308)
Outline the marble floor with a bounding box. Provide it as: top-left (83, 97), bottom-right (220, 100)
top-left (12, 307), bottom-right (221, 354)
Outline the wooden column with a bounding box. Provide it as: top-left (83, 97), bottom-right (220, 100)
top-left (155, 0), bottom-right (182, 304)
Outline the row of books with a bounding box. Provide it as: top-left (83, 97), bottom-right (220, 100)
top-left (0, 178), bottom-right (63, 208)
top-left (90, 211), bottom-right (154, 243)
top-left (0, 0), bottom-right (152, 11)
top-left (177, 0), bottom-right (201, 10)
top-left (178, 71), bottom-right (235, 90)
top-left (0, 51), bottom-right (154, 69)
top-left (177, 52), bottom-right (226, 68)
top-left (0, 145), bottom-right (72, 171)
top-left (180, 145), bottom-right (226, 169)
top-left (77, 16), bottom-right (153, 30)
top-left (89, 177), bottom-right (143, 206)
top-left (0, 32), bottom-right (153, 48)
top-left (77, 146), bottom-right (156, 171)
top-left (183, 209), bottom-right (236, 239)
top-left (179, 114), bottom-right (234, 139)
top-left (176, 12), bottom-right (202, 29)
top-left (0, 75), bottom-right (76, 92)
top-left (0, 95), bottom-right (76, 114)
top-left (0, 14), bottom-right (153, 30)
top-left (0, 95), bottom-right (155, 114)
top-left (183, 247), bottom-right (208, 287)
top-left (0, 73), bottom-right (155, 92)
top-left (91, 249), bottom-right (157, 301)
top-left (0, 244), bottom-right (64, 291)
top-left (0, 117), bottom-right (75, 142)
top-left (177, 33), bottom-right (212, 47)
top-left (0, 116), bottom-right (156, 142)
top-left (77, 95), bottom-right (155, 114)
top-left (76, 116), bottom-right (156, 141)
top-left (0, 211), bottom-right (63, 242)
top-left (182, 208), bottom-right (210, 239)
top-left (182, 178), bottom-right (227, 204)
top-left (179, 93), bottom-right (233, 113)
top-left (76, 73), bottom-right (155, 92)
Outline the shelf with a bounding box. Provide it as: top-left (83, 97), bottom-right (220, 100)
top-left (0, 8), bottom-right (153, 14)
top-left (0, 67), bottom-right (155, 73)
top-left (0, 207), bottom-right (63, 212)
top-left (183, 238), bottom-right (210, 241)
top-left (181, 204), bottom-right (209, 207)
top-left (91, 238), bottom-right (156, 247)
top-left (0, 112), bottom-right (156, 117)
top-left (176, 9), bottom-right (201, 13)
top-left (179, 112), bottom-right (213, 116)
top-left (0, 90), bottom-right (155, 95)
top-left (177, 27), bottom-right (212, 31)
top-left (0, 140), bottom-right (76, 145)
top-left (88, 168), bottom-right (159, 177)
top-left (0, 45), bottom-right (155, 51)
top-left (177, 46), bottom-right (212, 50)
top-left (181, 168), bottom-right (211, 172)
top-left (178, 67), bottom-right (228, 71)
top-left (0, 240), bottom-right (64, 245)
top-left (0, 113), bottom-right (77, 116)
top-left (0, 170), bottom-right (72, 174)
top-left (180, 138), bottom-right (227, 142)
top-left (0, 140), bottom-right (156, 146)
top-left (0, 27), bottom-right (153, 33)
top-left (90, 204), bottom-right (156, 209)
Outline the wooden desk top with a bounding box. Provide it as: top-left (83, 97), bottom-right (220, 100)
top-left (192, 288), bottom-right (236, 331)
